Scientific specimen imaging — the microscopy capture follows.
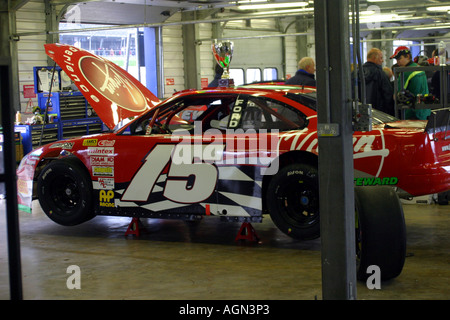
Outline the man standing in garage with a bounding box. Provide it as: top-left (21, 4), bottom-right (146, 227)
top-left (285, 57), bottom-right (316, 86)
top-left (362, 48), bottom-right (395, 116)
top-left (208, 63), bottom-right (224, 87)
top-left (391, 46), bottom-right (431, 120)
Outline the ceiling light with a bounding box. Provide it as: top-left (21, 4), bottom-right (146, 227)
top-left (238, 1), bottom-right (309, 10)
top-left (359, 13), bottom-right (414, 23)
top-left (413, 23), bottom-right (450, 30)
top-left (426, 6), bottom-right (450, 12)
top-left (237, 0), bottom-right (267, 4)
top-left (255, 7), bottom-right (314, 15)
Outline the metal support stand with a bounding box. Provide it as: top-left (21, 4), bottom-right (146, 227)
top-left (125, 217), bottom-right (142, 237)
top-left (235, 222), bottom-right (260, 243)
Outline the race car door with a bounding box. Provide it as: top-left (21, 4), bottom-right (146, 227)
top-left (110, 95), bottom-right (233, 218)
top-left (215, 94), bottom-right (304, 219)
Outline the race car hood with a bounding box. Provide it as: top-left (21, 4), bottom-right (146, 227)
top-left (44, 43), bottom-right (161, 130)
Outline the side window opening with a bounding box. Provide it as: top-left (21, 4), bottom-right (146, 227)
top-left (238, 96), bottom-right (308, 131)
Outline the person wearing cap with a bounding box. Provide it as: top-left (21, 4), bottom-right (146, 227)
top-left (391, 46), bottom-right (430, 120)
top-left (362, 48), bottom-right (395, 116)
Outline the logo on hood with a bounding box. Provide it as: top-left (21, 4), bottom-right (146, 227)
top-left (79, 56), bottom-right (146, 112)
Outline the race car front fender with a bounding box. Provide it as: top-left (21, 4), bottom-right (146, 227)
top-left (16, 148), bottom-right (44, 213)
top-left (16, 146), bottom-right (72, 213)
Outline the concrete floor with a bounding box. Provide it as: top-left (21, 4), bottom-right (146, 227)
top-left (0, 198), bottom-right (449, 300)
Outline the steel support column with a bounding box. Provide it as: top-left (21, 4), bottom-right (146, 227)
top-left (144, 27), bottom-right (158, 98)
top-left (182, 11), bottom-right (201, 90)
top-left (0, 58), bottom-right (23, 300)
top-left (314, 0), bottom-right (357, 300)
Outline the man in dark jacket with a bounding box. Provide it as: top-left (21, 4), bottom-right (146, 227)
top-left (285, 57), bottom-right (316, 86)
top-left (208, 63), bottom-right (224, 87)
top-left (362, 48), bottom-right (395, 116)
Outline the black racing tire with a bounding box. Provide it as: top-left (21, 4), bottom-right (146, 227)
top-left (266, 163), bottom-right (320, 240)
top-left (37, 157), bottom-right (95, 226)
top-left (355, 186), bottom-right (406, 281)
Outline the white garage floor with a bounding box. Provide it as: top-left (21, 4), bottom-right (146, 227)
top-left (0, 199), bottom-right (449, 300)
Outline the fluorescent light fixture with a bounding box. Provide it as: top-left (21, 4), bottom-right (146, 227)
top-left (359, 13), bottom-right (413, 23)
top-left (255, 7), bottom-right (314, 15)
top-left (413, 23), bottom-right (450, 30)
top-left (237, 0), bottom-right (267, 4)
top-left (238, 1), bottom-right (309, 10)
top-left (352, 10), bottom-right (377, 16)
top-left (426, 6), bottom-right (450, 12)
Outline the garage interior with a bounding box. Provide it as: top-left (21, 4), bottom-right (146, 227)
top-left (1, 200), bottom-right (449, 300)
top-left (1, 0), bottom-right (449, 301)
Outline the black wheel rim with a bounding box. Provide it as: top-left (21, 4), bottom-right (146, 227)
top-left (48, 174), bottom-right (82, 215)
top-left (275, 179), bottom-right (319, 228)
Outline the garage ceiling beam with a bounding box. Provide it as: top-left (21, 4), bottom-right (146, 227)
top-left (12, 9), bottom-right (314, 38)
top-left (8, 0), bottom-right (30, 11)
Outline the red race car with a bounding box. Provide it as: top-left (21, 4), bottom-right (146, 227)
top-left (17, 44), bottom-right (450, 280)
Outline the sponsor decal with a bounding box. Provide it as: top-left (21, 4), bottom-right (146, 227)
top-left (97, 177), bottom-right (114, 190)
top-left (90, 155), bottom-right (114, 166)
top-left (92, 166), bottom-right (114, 177)
top-left (98, 140), bottom-right (115, 147)
top-left (79, 56), bottom-right (147, 112)
top-left (443, 144), bottom-right (450, 152)
top-left (82, 138), bottom-right (98, 146)
top-left (88, 147), bottom-right (114, 155)
top-left (354, 177), bottom-right (398, 186)
top-left (17, 179), bottom-right (29, 195)
top-left (56, 46), bottom-right (101, 104)
top-left (99, 190), bottom-right (115, 207)
top-left (228, 98), bottom-right (245, 128)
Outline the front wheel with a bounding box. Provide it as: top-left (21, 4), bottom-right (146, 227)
top-left (266, 163), bottom-right (320, 240)
top-left (37, 157), bottom-right (95, 226)
top-left (355, 186), bottom-right (406, 281)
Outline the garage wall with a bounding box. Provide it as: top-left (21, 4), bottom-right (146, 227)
top-left (162, 13), bottom-right (184, 98)
top-left (16, 0), bottom-right (47, 112)
top-left (199, 22), bottom-right (214, 88)
top-left (284, 21), bottom-right (299, 80)
top-left (282, 17), bottom-right (316, 81)
top-left (224, 18), bottom-right (284, 83)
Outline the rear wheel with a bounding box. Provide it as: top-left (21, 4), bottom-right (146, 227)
top-left (355, 186), bottom-right (406, 281)
top-left (266, 163), bottom-right (320, 240)
top-left (37, 158), bottom-right (95, 226)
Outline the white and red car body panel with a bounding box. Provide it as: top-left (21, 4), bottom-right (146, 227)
top-left (16, 44), bottom-right (450, 218)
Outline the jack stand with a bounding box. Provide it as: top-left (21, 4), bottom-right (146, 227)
top-left (125, 217), bottom-right (142, 237)
top-left (235, 222), bottom-right (260, 242)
